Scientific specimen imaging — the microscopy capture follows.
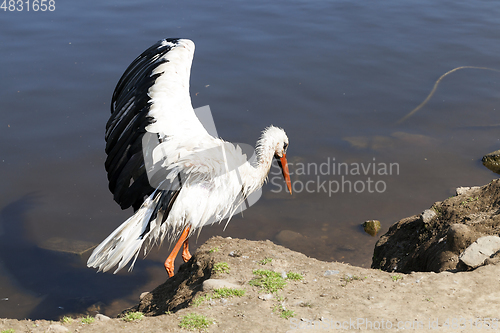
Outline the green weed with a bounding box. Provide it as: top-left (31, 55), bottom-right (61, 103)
top-left (258, 257), bottom-right (273, 265)
top-left (249, 269), bottom-right (287, 293)
top-left (123, 311), bottom-right (144, 322)
top-left (212, 262), bottom-right (230, 274)
top-left (179, 313), bottom-right (213, 331)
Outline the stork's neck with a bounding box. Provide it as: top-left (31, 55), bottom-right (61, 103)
top-left (240, 134), bottom-right (276, 194)
top-left (255, 138), bottom-right (276, 180)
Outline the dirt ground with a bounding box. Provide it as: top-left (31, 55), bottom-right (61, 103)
top-left (3, 181), bottom-right (500, 332)
top-left (2, 235), bottom-right (500, 332)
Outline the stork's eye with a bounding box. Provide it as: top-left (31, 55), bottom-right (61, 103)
top-left (284, 143), bottom-right (288, 150)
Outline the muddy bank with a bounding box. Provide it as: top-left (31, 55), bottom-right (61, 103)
top-left (2, 233), bottom-right (500, 332)
top-left (372, 179), bottom-right (500, 273)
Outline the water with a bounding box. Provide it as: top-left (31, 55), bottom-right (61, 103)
top-left (1, 0), bottom-right (499, 320)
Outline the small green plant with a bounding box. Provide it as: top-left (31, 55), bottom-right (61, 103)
top-left (431, 205), bottom-right (443, 217)
top-left (1, 329), bottom-right (15, 333)
top-left (425, 297), bottom-right (433, 302)
top-left (258, 257), bottom-right (273, 265)
top-left (212, 262), bottom-right (230, 274)
top-left (280, 309), bottom-right (295, 319)
top-left (340, 275), bottom-right (366, 287)
top-left (391, 274), bottom-right (403, 282)
top-left (192, 293), bottom-right (212, 307)
top-left (81, 315), bottom-right (95, 324)
top-left (273, 303), bottom-right (295, 319)
top-left (209, 247), bottom-right (219, 253)
top-left (179, 313), bottom-right (213, 331)
top-left (286, 272), bottom-right (303, 280)
top-left (60, 316), bottom-right (72, 324)
top-left (192, 287), bottom-right (245, 306)
top-left (123, 311), bottom-right (144, 322)
top-left (249, 269), bottom-right (287, 293)
top-left (460, 196), bottom-right (479, 206)
top-left (213, 287), bottom-right (245, 298)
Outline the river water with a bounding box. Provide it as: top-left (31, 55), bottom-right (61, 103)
top-left (0, 0), bottom-right (499, 319)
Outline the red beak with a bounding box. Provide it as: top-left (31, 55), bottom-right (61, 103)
top-left (277, 153), bottom-right (292, 194)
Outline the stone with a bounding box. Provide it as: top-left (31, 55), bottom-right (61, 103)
top-left (482, 150), bottom-right (500, 174)
top-left (275, 230), bottom-right (304, 244)
top-left (459, 236), bottom-right (500, 268)
top-left (421, 210), bottom-right (436, 223)
top-left (447, 224), bottom-right (476, 254)
top-left (456, 186), bottom-right (480, 196)
top-left (258, 293), bottom-right (273, 301)
top-left (95, 314), bottom-right (111, 321)
top-left (229, 250), bottom-right (242, 257)
top-left (202, 279), bottom-right (241, 291)
top-left (363, 220), bottom-right (381, 236)
top-left (323, 270), bottom-right (340, 276)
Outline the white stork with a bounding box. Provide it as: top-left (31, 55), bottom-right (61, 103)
top-left (87, 38), bottom-right (292, 277)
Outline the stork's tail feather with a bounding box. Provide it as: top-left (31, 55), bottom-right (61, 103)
top-left (87, 190), bottom-right (179, 274)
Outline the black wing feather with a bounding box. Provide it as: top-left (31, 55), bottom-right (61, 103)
top-left (105, 38), bottom-right (181, 210)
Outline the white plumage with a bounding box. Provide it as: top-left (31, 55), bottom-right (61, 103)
top-left (87, 38), bottom-right (292, 277)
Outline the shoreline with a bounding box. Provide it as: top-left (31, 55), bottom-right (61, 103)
top-left (2, 180), bottom-right (500, 332)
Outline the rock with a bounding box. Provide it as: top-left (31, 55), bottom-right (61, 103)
top-left (258, 294), bottom-right (273, 301)
top-left (47, 324), bottom-right (69, 333)
top-left (95, 314), bottom-right (111, 321)
top-left (202, 279), bottom-right (241, 291)
top-left (275, 230), bottom-right (304, 244)
top-left (323, 270), bottom-right (340, 276)
top-left (275, 230), bottom-right (321, 255)
top-left (363, 220), bottom-right (381, 237)
top-left (421, 210), bottom-right (436, 223)
top-left (459, 236), bottom-right (500, 268)
top-left (229, 250), bottom-right (242, 257)
top-left (373, 180), bottom-right (500, 273)
top-left (456, 186), bottom-right (480, 196)
top-left (484, 251), bottom-right (500, 265)
top-left (140, 292), bottom-right (150, 300)
top-left (482, 150), bottom-right (500, 174)
top-left (447, 224), bottom-right (476, 254)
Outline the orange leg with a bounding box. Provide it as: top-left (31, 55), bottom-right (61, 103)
top-left (182, 237), bottom-right (192, 262)
top-left (164, 226), bottom-right (191, 277)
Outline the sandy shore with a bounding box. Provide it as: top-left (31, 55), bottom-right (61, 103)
top-left (1, 234), bottom-right (499, 332)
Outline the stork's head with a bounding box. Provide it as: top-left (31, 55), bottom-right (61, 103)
top-left (260, 126), bottom-right (292, 195)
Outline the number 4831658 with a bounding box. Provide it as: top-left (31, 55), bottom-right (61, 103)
top-left (1, 0), bottom-right (55, 11)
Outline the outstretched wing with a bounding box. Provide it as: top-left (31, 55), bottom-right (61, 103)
top-left (104, 38), bottom-right (211, 211)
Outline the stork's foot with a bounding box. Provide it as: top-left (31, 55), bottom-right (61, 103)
top-left (182, 250), bottom-right (191, 262)
top-left (164, 225), bottom-right (191, 278)
top-left (164, 259), bottom-right (175, 278)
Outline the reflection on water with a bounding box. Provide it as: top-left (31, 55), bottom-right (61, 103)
top-left (0, 196), bottom-right (159, 320)
top-left (1, 0), bottom-right (500, 319)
